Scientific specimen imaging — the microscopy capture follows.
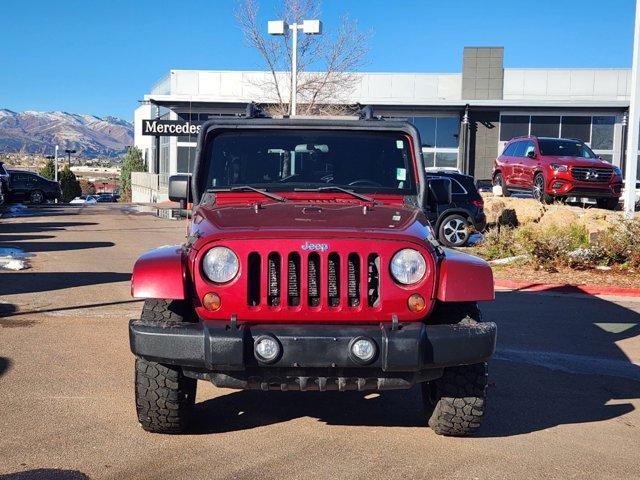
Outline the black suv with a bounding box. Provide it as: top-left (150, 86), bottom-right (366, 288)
top-left (7, 170), bottom-right (62, 204)
top-left (424, 171), bottom-right (486, 247)
top-left (0, 162), bottom-right (9, 205)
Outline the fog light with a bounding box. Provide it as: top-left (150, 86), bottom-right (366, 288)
top-left (254, 335), bottom-right (281, 363)
top-left (349, 337), bottom-right (377, 364)
top-left (552, 182), bottom-right (563, 189)
top-left (407, 293), bottom-right (426, 313)
top-left (202, 292), bottom-right (221, 311)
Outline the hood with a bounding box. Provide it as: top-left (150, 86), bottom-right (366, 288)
top-left (544, 156), bottom-right (614, 168)
top-left (190, 200), bottom-right (433, 246)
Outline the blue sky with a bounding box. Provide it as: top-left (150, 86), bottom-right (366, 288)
top-left (1, 0), bottom-right (635, 120)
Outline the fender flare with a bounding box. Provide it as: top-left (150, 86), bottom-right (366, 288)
top-left (436, 247), bottom-right (494, 302)
top-left (131, 245), bottom-right (188, 300)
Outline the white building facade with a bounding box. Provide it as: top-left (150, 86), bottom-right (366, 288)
top-left (133, 47), bottom-right (633, 203)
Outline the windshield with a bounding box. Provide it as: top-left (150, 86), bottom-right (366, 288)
top-left (538, 139), bottom-right (597, 158)
top-left (200, 129), bottom-right (417, 195)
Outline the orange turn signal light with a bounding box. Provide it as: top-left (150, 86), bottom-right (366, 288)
top-left (407, 293), bottom-right (426, 313)
top-left (203, 292), bottom-right (221, 311)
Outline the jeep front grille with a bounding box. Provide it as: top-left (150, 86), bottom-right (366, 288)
top-left (246, 251), bottom-right (381, 309)
top-left (571, 167), bottom-right (613, 183)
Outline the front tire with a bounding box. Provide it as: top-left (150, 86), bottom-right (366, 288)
top-left (533, 173), bottom-right (553, 204)
top-left (438, 214), bottom-right (472, 247)
top-left (422, 362), bottom-right (488, 436)
top-left (135, 299), bottom-right (196, 433)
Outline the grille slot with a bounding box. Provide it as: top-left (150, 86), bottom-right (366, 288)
top-left (247, 253), bottom-right (261, 306)
top-left (287, 253), bottom-right (301, 306)
top-left (571, 167), bottom-right (613, 182)
top-left (348, 254), bottom-right (361, 307)
top-left (367, 254), bottom-right (380, 307)
top-left (328, 253), bottom-right (340, 307)
top-left (267, 253), bottom-right (281, 306)
top-left (307, 253), bottom-right (321, 307)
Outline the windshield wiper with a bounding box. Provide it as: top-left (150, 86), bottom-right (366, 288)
top-left (207, 186), bottom-right (287, 202)
top-left (294, 186), bottom-right (375, 203)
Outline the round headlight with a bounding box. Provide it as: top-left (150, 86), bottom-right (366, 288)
top-left (390, 249), bottom-right (426, 285)
top-left (202, 246), bottom-right (239, 283)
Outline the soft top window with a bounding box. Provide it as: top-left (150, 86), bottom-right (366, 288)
top-left (200, 129), bottom-right (417, 195)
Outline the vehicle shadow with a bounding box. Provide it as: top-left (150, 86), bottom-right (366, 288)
top-left (0, 272), bottom-right (131, 296)
top-left (0, 469), bottom-right (89, 480)
top-left (0, 241), bottom-right (115, 253)
top-left (0, 222), bottom-right (98, 234)
top-left (189, 290), bottom-right (639, 437)
top-left (0, 357), bottom-right (11, 378)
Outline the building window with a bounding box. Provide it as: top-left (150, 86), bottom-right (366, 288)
top-left (412, 116), bottom-right (460, 169)
top-left (499, 115), bottom-right (529, 141)
top-left (530, 116), bottom-right (560, 137)
top-left (591, 116), bottom-right (615, 150)
top-left (561, 116), bottom-right (591, 142)
top-left (177, 146), bottom-right (196, 173)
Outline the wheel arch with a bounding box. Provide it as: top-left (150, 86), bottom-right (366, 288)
top-left (436, 248), bottom-right (494, 302)
top-left (131, 245), bottom-right (189, 300)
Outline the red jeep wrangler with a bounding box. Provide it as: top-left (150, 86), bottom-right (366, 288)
top-left (129, 115), bottom-right (496, 436)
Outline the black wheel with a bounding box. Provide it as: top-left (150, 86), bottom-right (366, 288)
top-left (29, 189), bottom-right (44, 204)
top-left (422, 362), bottom-right (488, 436)
top-left (422, 301), bottom-right (488, 436)
top-left (438, 214), bottom-right (471, 247)
top-left (135, 299), bottom-right (197, 433)
top-left (532, 173), bottom-right (553, 204)
top-left (596, 197), bottom-right (619, 210)
top-left (493, 172), bottom-right (510, 197)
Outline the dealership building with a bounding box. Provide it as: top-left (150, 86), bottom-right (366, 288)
top-left (133, 46), bottom-right (633, 202)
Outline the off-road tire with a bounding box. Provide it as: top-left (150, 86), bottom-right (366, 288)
top-left (493, 172), bottom-right (510, 197)
top-left (423, 301), bottom-right (488, 436)
top-left (423, 362), bottom-right (488, 436)
top-left (135, 299), bottom-right (197, 433)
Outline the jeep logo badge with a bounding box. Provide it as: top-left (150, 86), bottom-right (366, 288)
top-left (301, 241), bottom-right (329, 252)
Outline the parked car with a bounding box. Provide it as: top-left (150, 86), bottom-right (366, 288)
top-left (0, 162), bottom-right (9, 205)
top-left (6, 170), bottom-right (62, 204)
top-left (70, 195), bottom-right (98, 204)
top-left (97, 193), bottom-right (117, 203)
top-left (493, 136), bottom-right (622, 209)
top-left (128, 114), bottom-right (496, 437)
top-left (424, 171), bottom-right (486, 247)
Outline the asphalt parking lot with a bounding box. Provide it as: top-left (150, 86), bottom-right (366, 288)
top-left (0, 204), bottom-right (639, 480)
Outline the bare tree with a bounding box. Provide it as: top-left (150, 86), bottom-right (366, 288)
top-left (235, 0), bottom-right (370, 116)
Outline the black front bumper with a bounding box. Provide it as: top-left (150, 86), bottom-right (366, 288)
top-left (129, 319), bottom-right (496, 391)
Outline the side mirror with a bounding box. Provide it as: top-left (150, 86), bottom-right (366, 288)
top-left (526, 150), bottom-right (536, 159)
top-left (169, 174), bottom-right (192, 208)
top-left (426, 178), bottom-right (452, 207)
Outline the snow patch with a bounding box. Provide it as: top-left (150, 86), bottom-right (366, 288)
top-left (0, 247), bottom-right (33, 270)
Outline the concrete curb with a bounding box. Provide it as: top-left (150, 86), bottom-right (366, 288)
top-left (494, 278), bottom-right (640, 297)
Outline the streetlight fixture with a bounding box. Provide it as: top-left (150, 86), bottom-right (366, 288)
top-left (64, 149), bottom-right (76, 167)
top-left (268, 18), bottom-right (322, 116)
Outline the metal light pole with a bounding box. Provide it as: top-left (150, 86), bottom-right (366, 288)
top-left (624, 0), bottom-right (640, 218)
top-left (268, 19), bottom-right (322, 116)
top-left (64, 149), bottom-right (76, 167)
top-left (54, 145), bottom-right (59, 182)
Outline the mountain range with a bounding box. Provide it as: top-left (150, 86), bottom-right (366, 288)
top-left (0, 109), bottom-right (133, 158)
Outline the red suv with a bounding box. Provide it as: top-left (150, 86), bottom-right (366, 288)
top-left (493, 136), bottom-right (623, 209)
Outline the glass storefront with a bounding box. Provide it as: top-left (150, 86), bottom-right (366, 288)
top-left (500, 114), bottom-right (617, 163)
top-left (409, 116), bottom-right (460, 169)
